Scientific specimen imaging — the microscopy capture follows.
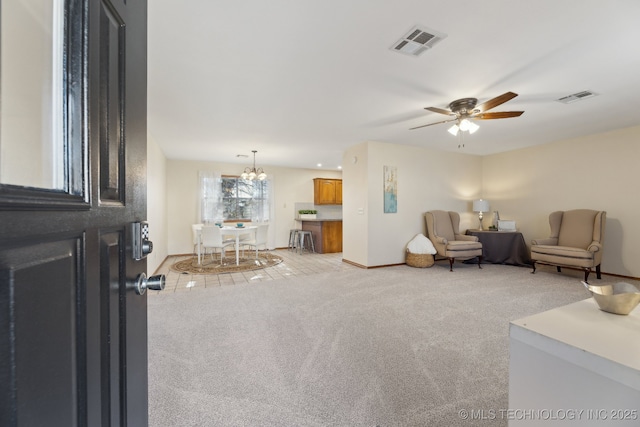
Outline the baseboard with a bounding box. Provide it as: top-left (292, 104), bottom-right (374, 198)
top-left (602, 271), bottom-right (640, 281)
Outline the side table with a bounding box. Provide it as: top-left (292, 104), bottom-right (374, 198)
top-left (466, 229), bottom-right (531, 266)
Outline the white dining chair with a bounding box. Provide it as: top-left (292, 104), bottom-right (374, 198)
top-left (192, 223), bottom-right (203, 254)
top-left (201, 225), bottom-right (235, 264)
top-left (240, 224), bottom-right (269, 259)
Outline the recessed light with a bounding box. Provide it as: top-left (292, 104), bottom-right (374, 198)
top-left (337, 166), bottom-right (342, 170)
top-left (317, 163), bottom-right (322, 167)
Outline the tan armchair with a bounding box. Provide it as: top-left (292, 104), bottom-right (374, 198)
top-left (425, 210), bottom-right (483, 271)
top-left (531, 209), bottom-right (606, 282)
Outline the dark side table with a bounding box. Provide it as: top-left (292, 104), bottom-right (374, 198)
top-left (465, 229), bottom-right (531, 266)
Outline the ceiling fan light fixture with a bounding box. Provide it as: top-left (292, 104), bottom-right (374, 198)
top-left (448, 119), bottom-right (479, 136)
top-left (411, 92), bottom-right (520, 135)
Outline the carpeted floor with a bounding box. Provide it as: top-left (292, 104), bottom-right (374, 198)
top-left (148, 262), bottom-right (636, 426)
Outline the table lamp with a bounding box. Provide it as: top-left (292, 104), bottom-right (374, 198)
top-left (473, 199), bottom-right (490, 230)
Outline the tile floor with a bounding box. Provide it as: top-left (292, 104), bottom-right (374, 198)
top-left (150, 249), bottom-right (358, 293)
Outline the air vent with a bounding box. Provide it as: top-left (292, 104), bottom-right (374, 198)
top-left (556, 90), bottom-right (598, 104)
top-left (391, 25), bottom-right (447, 56)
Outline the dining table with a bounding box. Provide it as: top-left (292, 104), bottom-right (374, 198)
top-left (197, 225), bottom-right (256, 266)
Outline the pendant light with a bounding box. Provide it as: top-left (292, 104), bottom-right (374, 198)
top-left (240, 150), bottom-right (267, 181)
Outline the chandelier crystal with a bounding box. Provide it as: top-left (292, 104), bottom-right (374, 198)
top-left (240, 150), bottom-right (267, 181)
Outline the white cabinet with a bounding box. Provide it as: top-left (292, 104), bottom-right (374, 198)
top-left (509, 299), bottom-right (640, 426)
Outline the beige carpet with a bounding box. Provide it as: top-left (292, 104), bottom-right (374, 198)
top-left (170, 252), bottom-right (283, 274)
top-left (148, 263), bottom-right (633, 426)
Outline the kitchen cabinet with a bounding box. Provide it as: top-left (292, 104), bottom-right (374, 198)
top-left (314, 178), bottom-right (342, 205)
top-left (301, 220), bottom-right (342, 253)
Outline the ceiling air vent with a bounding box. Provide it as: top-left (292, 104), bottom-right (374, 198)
top-left (556, 90), bottom-right (598, 104)
top-left (391, 25), bottom-right (447, 57)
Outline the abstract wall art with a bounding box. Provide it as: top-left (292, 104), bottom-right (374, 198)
top-left (383, 165), bottom-right (397, 213)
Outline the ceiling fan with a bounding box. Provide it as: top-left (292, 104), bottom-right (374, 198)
top-left (410, 91), bottom-right (524, 133)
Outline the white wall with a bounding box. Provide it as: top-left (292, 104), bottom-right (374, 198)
top-left (343, 141), bottom-right (483, 267)
top-left (166, 159), bottom-right (342, 255)
top-left (147, 134), bottom-right (168, 273)
top-left (342, 143), bottom-right (370, 266)
top-left (482, 125), bottom-right (640, 277)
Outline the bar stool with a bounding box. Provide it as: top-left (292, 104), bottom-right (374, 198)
top-left (288, 229), bottom-right (301, 251)
top-left (297, 230), bottom-right (315, 254)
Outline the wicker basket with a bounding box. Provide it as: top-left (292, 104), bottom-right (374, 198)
top-left (406, 250), bottom-right (434, 268)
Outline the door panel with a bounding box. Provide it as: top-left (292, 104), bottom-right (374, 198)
top-left (100, 230), bottom-right (125, 426)
top-left (0, 239), bottom-right (82, 426)
top-left (99, 2), bottom-right (125, 204)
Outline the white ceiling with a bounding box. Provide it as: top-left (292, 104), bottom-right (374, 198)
top-left (147, 0), bottom-right (640, 172)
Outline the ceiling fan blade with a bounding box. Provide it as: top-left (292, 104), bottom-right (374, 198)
top-left (409, 118), bottom-right (457, 130)
top-left (473, 111), bottom-right (524, 120)
top-left (474, 92), bottom-right (518, 113)
top-left (425, 106), bottom-right (456, 116)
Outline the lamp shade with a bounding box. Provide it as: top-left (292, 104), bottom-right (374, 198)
top-left (473, 199), bottom-right (490, 213)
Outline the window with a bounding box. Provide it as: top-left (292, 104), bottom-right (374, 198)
top-left (220, 176), bottom-right (269, 222)
top-left (199, 172), bottom-right (271, 223)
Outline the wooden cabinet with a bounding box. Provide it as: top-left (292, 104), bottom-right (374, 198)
top-left (314, 178), bottom-right (342, 205)
top-left (301, 220), bottom-right (343, 253)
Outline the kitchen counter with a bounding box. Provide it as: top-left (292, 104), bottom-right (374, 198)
top-left (300, 220), bottom-right (342, 253)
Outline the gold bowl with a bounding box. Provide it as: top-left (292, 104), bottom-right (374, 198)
top-left (582, 281), bottom-right (640, 315)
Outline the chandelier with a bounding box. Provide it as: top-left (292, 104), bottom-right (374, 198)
top-left (240, 150), bottom-right (267, 181)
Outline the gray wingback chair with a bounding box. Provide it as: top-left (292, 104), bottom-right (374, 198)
top-left (531, 209), bottom-right (606, 282)
top-left (425, 210), bottom-right (483, 271)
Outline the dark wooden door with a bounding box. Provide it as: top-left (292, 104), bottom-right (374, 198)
top-left (0, 0), bottom-right (150, 425)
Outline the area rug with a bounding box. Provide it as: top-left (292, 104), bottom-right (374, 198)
top-left (170, 252), bottom-right (283, 274)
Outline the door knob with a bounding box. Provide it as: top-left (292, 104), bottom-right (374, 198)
top-left (133, 272), bottom-right (165, 295)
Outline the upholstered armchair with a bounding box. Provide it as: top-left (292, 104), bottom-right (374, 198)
top-left (425, 210), bottom-right (483, 271)
top-left (531, 209), bottom-right (606, 282)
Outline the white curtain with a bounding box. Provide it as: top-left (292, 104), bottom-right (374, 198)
top-left (198, 171), bottom-right (223, 224)
top-left (252, 176), bottom-right (276, 249)
top-left (250, 177), bottom-right (272, 222)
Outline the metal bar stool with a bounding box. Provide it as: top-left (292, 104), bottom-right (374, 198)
top-left (297, 230), bottom-right (315, 254)
top-left (288, 229), bottom-right (301, 251)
